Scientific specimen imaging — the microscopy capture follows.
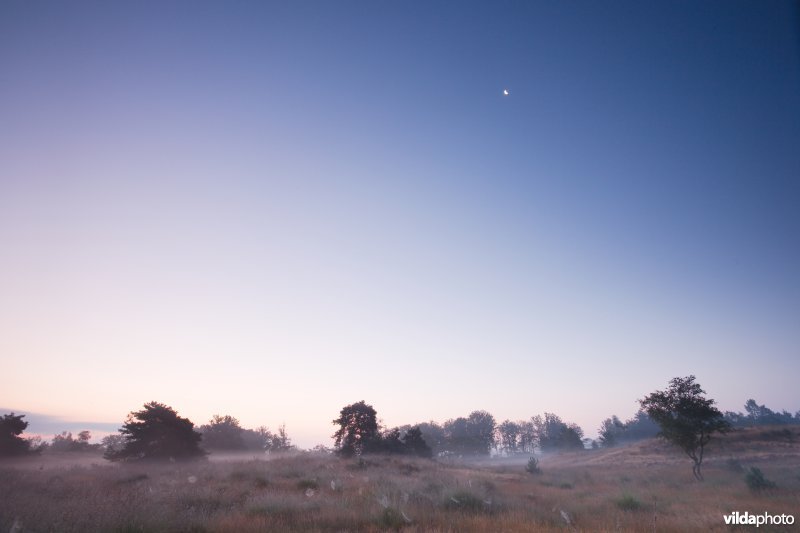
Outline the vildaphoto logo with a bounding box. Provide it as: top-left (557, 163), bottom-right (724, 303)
top-left (723, 511), bottom-right (795, 527)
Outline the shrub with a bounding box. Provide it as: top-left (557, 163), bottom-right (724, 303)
top-left (297, 479), bottom-right (319, 491)
top-left (761, 429), bottom-right (794, 443)
top-left (745, 467), bottom-right (776, 491)
top-left (525, 457), bottom-right (541, 475)
top-left (117, 473), bottom-right (149, 485)
top-left (616, 493), bottom-right (643, 511)
top-left (445, 490), bottom-right (486, 513)
top-left (377, 507), bottom-right (408, 530)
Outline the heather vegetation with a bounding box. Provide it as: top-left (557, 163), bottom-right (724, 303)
top-left (1, 427), bottom-right (798, 532)
top-left (2, 377), bottom-right (799, 530)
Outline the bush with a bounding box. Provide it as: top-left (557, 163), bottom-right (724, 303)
top-left (616, 493), bottom-right (643, 511)
top-left (377, 507), bottom-right (408, 530)
top-left (745, 467), bottom-right (776, 491)
top-left (444, 491), bottom-right (487, 513)
top-left (525, 456), bottom-right (541, 475)
top-left (761, 429), bottom-right (794, 443)
top-left (297, 479), bottom-right (319, 491)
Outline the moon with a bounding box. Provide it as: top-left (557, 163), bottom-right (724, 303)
top-left (503, 89), bottom-right (509, 96)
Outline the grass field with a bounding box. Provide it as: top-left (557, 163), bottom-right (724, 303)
top-left (1, 427), bottom-right (798, 532)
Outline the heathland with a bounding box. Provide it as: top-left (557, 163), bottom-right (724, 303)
top-left (1, 426), bottom-right (798, 532)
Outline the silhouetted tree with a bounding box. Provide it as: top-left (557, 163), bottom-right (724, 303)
top-left (105, 402), bottom-right (205, 462)
top-left (0, 413), bottom-right (35, 457)
top-left (723, 399), bottom-right (799, 428)
top-left (744, 399), bottom-right (762, 425)
top-left (100, 434), bottom-right (125, 454)
top-left (744, 399), bottom-right (795, 426)
top-left (598, 416), bottom-right (625, 448)
top-left (598, 411), bottom-right (659, 447)
top-left (233, 424), bottom-right (294, 452)
top-left (200, 415), bottom-right (246, 451)
top-left (270, 424), bottom-right (294, 452)
top-left (442, 411), bottom-right (497, 455)
top-left (498, 420), bottom-right (522, 454)
top-left (467, 410), bottom-right (497, 455)
top-left (622, 410), bottom-right (660, 441)
top-left (443, 417), bottom-right (470, 455)
top-left (639, 376), bottom-right (729, 480)
top-left (241, 426), bottom-right (273, 451)
top-left (332, 401), bottom-right (380, 457)
top-left (380, 427), bottom-right (406, 454)
top-left (402, 426), bottom-right (433, 458)
top-left (532, 413), bottom-right (584, 452)
top-left (414, 421), bottom-right (446, 455)
top-left (517, 420), bottom-right (537, 453)
top-left (50, 430), bottom-right (97, 452)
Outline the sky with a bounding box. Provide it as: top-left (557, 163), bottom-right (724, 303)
top-left (1, 1), bottom-right (799, 448)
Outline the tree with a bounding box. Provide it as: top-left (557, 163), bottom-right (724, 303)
top-left (443, 417), bottom-right (471, 455)
top-left (532, 413), bottom-right (584, 452)
top-left (622, 410), bottom-right (660, 441)
top-left (200, 415), bottom-right (246, 451)
top-left (598, 411), bottom-right (660, 447)
top-left (517, 420), bottom-right (537, 454)
top-left (100, 434), bottom-right (125, 455)
top-left (639, 376), bottom-right (729, 480)
top-left (241, 426), bottom-right (274, 451)
top-left (744, 399), bottom-right (762, 426)
top-left (379, 427), bottom-right (406, 454)
top-left (332, 401), bottom-right (380, 457)
top-left (414, 421), bottom-right (446, 455)
top-left (372, 426), bottom-right (433, 457)
top-left (442, 411), bottom-right (497, 456)
top-left (466, 410), bottom-right (497, 455)
top-left (402, 426), bottom-right (433, 458)
top-left (105, 402), bottom-right (205, 462)
top-left (0, 413), bottom-right (34, 457)
top-left (50, 430), bottom-right (97, 452)
top-left (498, 420), bottom-right (522, 454)
top-left (598, 416), bottom-right (625, 448)
top-left (724, 400), bottom-right (799, 428)
top-left (270, 424), bottom-right (294, 452)
top-left (743, 399), bottom-right (795, 426)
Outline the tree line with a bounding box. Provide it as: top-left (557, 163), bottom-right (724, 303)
top-left (598, 398), bottom-right (800, 448)
top-left (3, 377), bottom-right (798, 480)
top-left (329, 376), bottom-right (795, 481)
top-left (0, 403), bottom-right (294, 460)
top-left (329, 400), bottom-right (596, 459)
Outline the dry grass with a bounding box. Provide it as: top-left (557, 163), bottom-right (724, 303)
top-left (1, 427), bottom-right (798, 532)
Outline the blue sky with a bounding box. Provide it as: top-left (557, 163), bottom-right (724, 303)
top-left (1, 1), bottom-right (798, 447)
